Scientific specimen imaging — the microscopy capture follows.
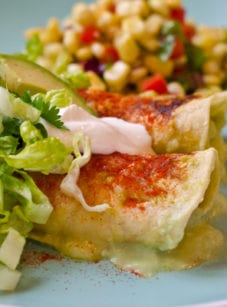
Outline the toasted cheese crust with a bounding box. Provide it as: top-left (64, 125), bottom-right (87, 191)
top-left (79, 89), bottom-right (196, 133)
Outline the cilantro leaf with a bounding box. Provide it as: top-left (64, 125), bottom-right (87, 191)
top-left (21, 92), bottom-right (65, 129)
top-left (1, 117), bottom-right (22, 137)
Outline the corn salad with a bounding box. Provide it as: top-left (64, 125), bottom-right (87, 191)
top-left (24, 0), bottom-right (227, 96)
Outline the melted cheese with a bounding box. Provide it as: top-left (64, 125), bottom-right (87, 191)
top-left (105, 223), bottom-right (224, 276)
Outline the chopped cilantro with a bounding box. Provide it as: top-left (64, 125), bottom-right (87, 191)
top-left (21, 92), bottom-right (65, 129)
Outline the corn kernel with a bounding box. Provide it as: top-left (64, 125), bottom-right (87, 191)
top-left (144, 55), bottom-right (174, 77)
top-left (115, 33), bottom-right (140, 63)
top-left (63, 15), bottom-right (84, 30)
top-left (148, 0), bottom-right (169, 16)
top-left (103, 61), bottom-right (130, 91)
top-left (43, 43), bottom-right (65, 59)
top-left (96, 0), bottom-right (115, 10)
top-left (46, 18), bottom-right (62, 42)
top-left (72, 3), bottom-right (95, 26)
top-left (167, 82), bottom-right (185, 96)
top-left (115, 0), bottom-right (149, 17)
top-left (97, 11), bottom-right (118, 29)
top-left (76, 47), bottom-right (93, 60)
top-left (129, 66), bottom-right (148, 83)
top-left (32, 18), bottom-right (61, 45)
top-left (139, 90), bottom-right (157, 99)
top-left (87, 71), bottom-right (106, 91)
top-left (193, 34), bottom-right (216, 49)
top-left (166, 0), bottom-right (182, 8)
top-left (138, 36), bottom-right (160, 52)
top-left (203, 60), bottom-right (221, 75)
top-left (39, 30), bottom-right (54, 45)
top-left (91, 42), bottom-right (105, 58)
top-left (122, 16), bottom-right (145, 39)
top-left (212, 43), bottom-right (227, 60)
top-left (96, 11), bottom-right (119, 40)
top-left (145, 14), bottom-right (164, 36)
top-left (63, 29), bottom-right (80, 53)
top-left (203, 74), bottom-right (222, 86)
top-left (67, 63), bottom-right (83, 74)
top-left (193, 26), bottom-right (225, 50)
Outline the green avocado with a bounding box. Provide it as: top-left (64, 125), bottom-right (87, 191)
top-left (0, 54), bottom-right (95, 115)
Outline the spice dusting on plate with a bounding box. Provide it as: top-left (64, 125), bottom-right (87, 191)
top-left (21, 249), bottom-right (63, 267)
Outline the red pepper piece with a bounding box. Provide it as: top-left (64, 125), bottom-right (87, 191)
top-left (182, 23), bottom-right (196, 41)
top-left (170, 37), bottom-right (184, 59)
top-left (170, 7), bottom-right (185, 23)
top-left (141, 74), bottom-right (168, 94)
top-left (102, 46), bottom-right (119, 63)
top-left (80, 26), bottom-right (100, 44)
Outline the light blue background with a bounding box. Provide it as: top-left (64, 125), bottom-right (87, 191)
top-left (0, 0), bottom-right (227, 53)
top-left (0, 1), bottom-right (227, 307)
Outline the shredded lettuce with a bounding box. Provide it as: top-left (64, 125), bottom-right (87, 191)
top-left (1, 136), bottom-right (72, 174)
top-left (0, 86), bottom-right (75, 290)
top-left (0, 85), bottom-right (101, 290)
top-left (0, 136), bottom-right (18, 155)
top-left (0, 162), bottom-right (53, 290)
top-left (0, 87), bottom-right (41, 123)
top-left (44, 89), bottom-right (73, 108)
top-left (0, 119), bottom-right (72, 174)
top-left (53, 51), bottom-right (71, 75)
top-left (50, 50), bottom-right (91, 90)
top-left (24, 34), bottom-right (44, 62)
top-left (62, 71), bottom-right (91, 90)
top-left (60, 132), bottom-right (110, 212)
top-left (20, 120), bottom-right (43, 144)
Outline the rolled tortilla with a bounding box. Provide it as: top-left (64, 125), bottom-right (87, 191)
top-left (30, 148), bottom-right (221, 273)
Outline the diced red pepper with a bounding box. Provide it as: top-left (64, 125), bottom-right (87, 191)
top-left (80, 26), bottom-right (100, 44)
top-left (170, 7), bottom-right (185, 23)
top-left (141, 74), bottom-right (168, 94)
top-left (102, 46), bottom-right (119, 63)
top-left (170, 37), bottom-right (184, 59)
top-left (182, 23), bottom-right (196, 41)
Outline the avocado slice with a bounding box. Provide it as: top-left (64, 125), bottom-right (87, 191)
top-left (0, 54), bottom-right (95, 115)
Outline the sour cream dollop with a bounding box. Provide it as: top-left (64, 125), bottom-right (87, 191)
top-left (43, 104), bottom-right (153, 155)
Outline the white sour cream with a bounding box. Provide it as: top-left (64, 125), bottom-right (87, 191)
top-left (43, 104), bottom-right (153, 155)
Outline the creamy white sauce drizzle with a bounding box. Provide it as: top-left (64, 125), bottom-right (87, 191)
top-left (42, 104), bottom-right (153, 155)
